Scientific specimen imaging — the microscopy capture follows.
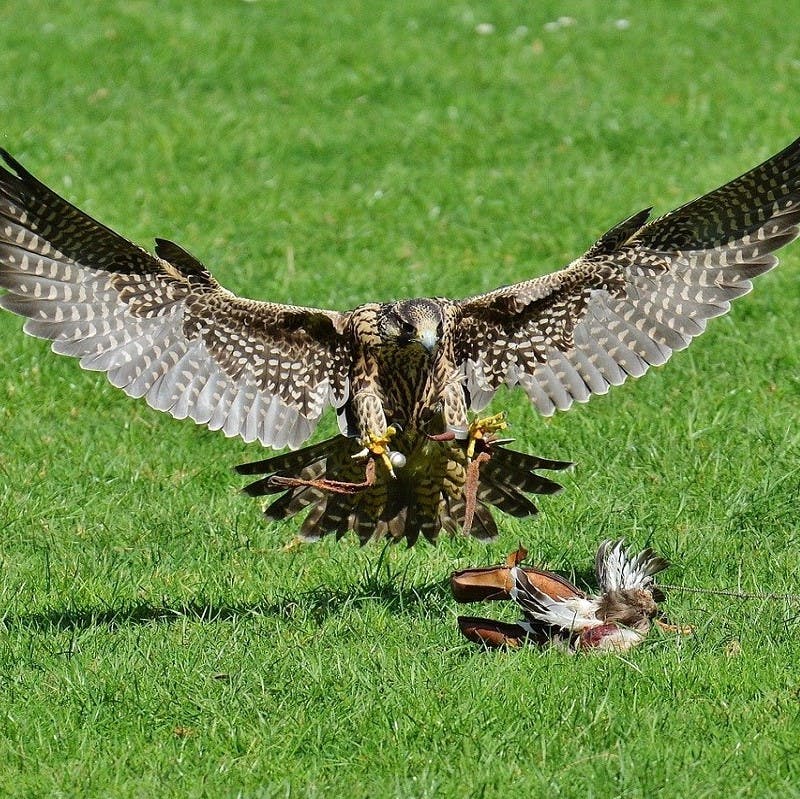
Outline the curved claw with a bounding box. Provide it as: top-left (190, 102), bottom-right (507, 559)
top-left (466, 412), bottom-right (509, 458)
top-left (360, 426), bottom-right (401, 477)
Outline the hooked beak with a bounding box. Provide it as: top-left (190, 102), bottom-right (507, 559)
top-left (417, 328), bottom-right (439, 353)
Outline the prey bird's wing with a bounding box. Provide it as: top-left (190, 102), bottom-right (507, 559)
top-left (0, 150), bottom-right (351, 449)
top-left (456, 138), bottom-right (800, 414)
top-left (510, 567), bottom-right (600, 632)
top-left (594, 539), bottom-right (670, 593)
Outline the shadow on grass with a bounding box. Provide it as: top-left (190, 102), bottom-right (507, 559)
top-left (6, 576), bottom-right (453, 633)
top-left (7, 549), bottom-right (601, 634)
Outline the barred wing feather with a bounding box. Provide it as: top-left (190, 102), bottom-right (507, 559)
top-left (0, 150), bottom-right (350, 450)
top-left (457, 137), bottom-right (800, 415)
top-left (510, 566), bottom-right (599, 632)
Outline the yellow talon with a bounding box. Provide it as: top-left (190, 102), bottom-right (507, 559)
top-left (362, 426), bottom-right (399, 476)
top-left (466, 413), bottom-right (508, 458)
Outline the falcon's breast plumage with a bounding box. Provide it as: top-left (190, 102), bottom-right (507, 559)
top-left (1, 138), bottom-right (798, 543)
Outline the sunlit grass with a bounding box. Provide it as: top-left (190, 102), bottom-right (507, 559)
top-left (0, 2), bottom-right (799, 797)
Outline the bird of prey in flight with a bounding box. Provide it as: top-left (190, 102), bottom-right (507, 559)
top-left (1, 138), bottom-right (797, 543)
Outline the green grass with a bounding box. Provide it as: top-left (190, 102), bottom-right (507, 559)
top-left (1, 1), bottom-right (800, 796)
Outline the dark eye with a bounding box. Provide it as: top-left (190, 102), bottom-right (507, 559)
top-left (400, 320), bottom-right (415, 337)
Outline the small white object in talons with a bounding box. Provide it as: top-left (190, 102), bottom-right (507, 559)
top-left (388, 450), bottom-right (407, 470)
top-left (448, 425), bottom-right (469, 441)
top-left (351, 447), bottom-right (370, 460)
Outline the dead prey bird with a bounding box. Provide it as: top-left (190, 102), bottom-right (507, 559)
top-left (454, 540), bottom-right (683, 652)
top-left (1, 138), bottom-right (799, 543)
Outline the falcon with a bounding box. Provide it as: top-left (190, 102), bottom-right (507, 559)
top-left (1, 138), bottom-right (798, 544)
top-left (453, 540), bottom-right (678, 652)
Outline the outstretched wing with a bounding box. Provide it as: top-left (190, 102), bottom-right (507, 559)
top-left (594, 539), bottom-right (669, 593)
top-left (0, 150), bottom-right (351, 449)
top-left (456, 137), bottom-right (800, 414)
top-left (510, 566), bottom-right (600, 632)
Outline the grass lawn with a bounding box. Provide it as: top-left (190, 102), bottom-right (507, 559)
top-left (1, 1), bottom-right (800, 796)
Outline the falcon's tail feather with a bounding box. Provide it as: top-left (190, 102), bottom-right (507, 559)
top-left (442, 498), bottom-right (499, 540)
top-left (480, 449), bottom-right (570, 508)
top-left (235, 438), bottom-right (341, 482)
top-left (236, 433), bottom-right (570, 545)
top-left (450, 445), bottom-right (571, 524)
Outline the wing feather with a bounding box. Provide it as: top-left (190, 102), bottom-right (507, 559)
top-left (0, 149), bottom-right (352, 449)
top-left (510, 567), bottom-right (600, 631)
top-left (595, 539), bottom-right (670, 593)
top-left (457, 137), bottom-right (800, 414)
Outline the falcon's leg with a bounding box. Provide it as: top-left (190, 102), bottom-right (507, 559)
top-left (466, 412), bottom-right (509, 459)
top-left (356, 425), bottom-right (402, 478)
top-left (440, 380), bottom-right (471, 440)
top-left (350, 389), bottom-right (404, 477)
top-left (439, 381), bottom-right (509, 458)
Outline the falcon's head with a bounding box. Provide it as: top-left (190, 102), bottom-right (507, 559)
top-left (376, 299), bottom-right (444, 353)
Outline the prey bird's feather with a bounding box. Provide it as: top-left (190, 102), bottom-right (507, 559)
top-left (595, 539), bottom-right (670, 593)
top-left (509, 539), bottom-right (671, 651)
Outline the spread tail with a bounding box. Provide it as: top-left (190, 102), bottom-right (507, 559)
top-left (236, 434), bottom-right (571, 545)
